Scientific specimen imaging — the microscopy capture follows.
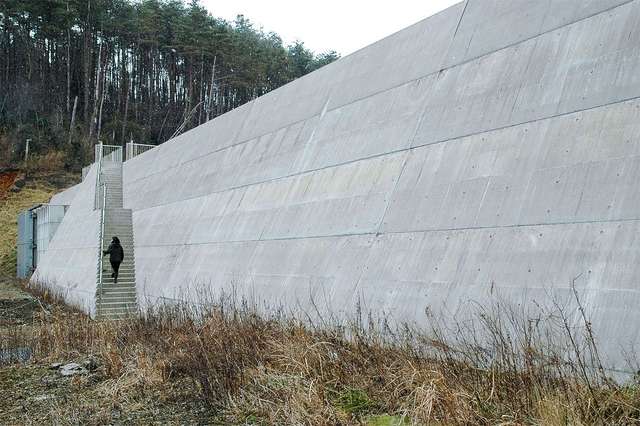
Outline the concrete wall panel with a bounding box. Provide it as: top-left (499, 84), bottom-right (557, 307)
top-left (32, 166), bottom-right (100, 314)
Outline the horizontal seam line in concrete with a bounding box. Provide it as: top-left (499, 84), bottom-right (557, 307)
top-left (130, 91), bottom-right (640, 214)
top-left (125, 0), bottom-right (636, 188)
top-left (133, 216), bottom-right (640, 248)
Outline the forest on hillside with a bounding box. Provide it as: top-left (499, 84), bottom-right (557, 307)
top-left (0, 0), bottom-right (339, 168)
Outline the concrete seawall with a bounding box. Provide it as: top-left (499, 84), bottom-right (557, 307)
top-left (35, 0), bottom-right (640, 371)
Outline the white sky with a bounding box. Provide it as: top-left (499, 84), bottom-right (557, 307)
top-left (200, 0), bottom-right (461, 56)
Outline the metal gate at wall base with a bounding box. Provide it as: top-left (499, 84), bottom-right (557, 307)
top-left (17, 204), bottom-right (68, 279)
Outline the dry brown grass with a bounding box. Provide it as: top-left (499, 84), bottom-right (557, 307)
top-left (24, 151), bottom-right (67, 173)
top-left (2, 282), bottom-right (640, 425)
top-left (0, 185), bottom-right (57, 276)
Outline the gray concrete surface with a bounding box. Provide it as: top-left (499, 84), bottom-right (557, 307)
top-left (34, 0), bottom-right (640, 372)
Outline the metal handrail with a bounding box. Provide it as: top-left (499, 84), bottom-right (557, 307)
top-left (125, 142), bottom-right (155, 161)
top-left (94, 142), bottom-right (104, 210)
top-left (97, 183), bottom-right (107, 315)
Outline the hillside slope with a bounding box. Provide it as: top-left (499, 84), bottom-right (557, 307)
top-left (0, 170), bottom-right (78, 277)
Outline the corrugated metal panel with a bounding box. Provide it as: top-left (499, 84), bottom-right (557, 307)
top-left (16, 210), bottom-right (34, 278)
top-left (32, 204), bottom-right (67, 269)
top-left (17, 204), bottom-right (68, 278)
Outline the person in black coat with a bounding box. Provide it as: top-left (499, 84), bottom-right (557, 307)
top-left (104, 236), bottom-right (125, 283)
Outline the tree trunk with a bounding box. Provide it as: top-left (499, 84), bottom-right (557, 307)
top-left (83, 0), bottom-right (92, 125)
top-left (97, 77), bottom-right (105, 141)
top-left (207, 56), bottom-right (217, 122)
top-left (121, 78), bottom-right (129, 145)
top-left (68, 95), bottom-right (78, 146)
top-left (89, 38), bottom-right (102, 140)
top-left (66, 0), bottom-right (71, 113)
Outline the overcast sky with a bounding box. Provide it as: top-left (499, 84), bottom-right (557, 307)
top-left (200, 0), bottom-right (461, 56)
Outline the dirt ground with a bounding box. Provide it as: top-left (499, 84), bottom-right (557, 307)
top-left (0, 276), bottom-right (40, 326)
top-left (0, 278), bottom-right (222, 425)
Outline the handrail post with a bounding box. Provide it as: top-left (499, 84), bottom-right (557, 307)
top-left (97, 183), bottom-right (107, 317)
top-left (94, 142), bottom-right (104, 210)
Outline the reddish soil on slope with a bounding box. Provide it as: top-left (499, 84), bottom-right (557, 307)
top-left (0, 171), bottom-right (18, 200)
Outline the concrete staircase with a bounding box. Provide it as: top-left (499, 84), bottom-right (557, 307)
top-left (96, 160), bottom-right (138, 320)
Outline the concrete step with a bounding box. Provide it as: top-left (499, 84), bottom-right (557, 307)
top-left (102, 232), bottom-right (133, 236)
top-left (96, 301), bottom-right (137, 309)
top-left (98, 278), bottom-right (136, 284)
top-left (98, 272), bottom-right (135, 279)
top-left (96, 309), bottom-right (138, 319)
top-left (99, 275), bottom-right (135, 281)
top-left (97, 282), bottom-right (137, 290)
top-left (97, 292), bottom-right (136, 298)
top-left (96, 304), bottom-right (137, 312)
top-left (97, 287), bottom-right (137, 294)
top-left (99, 261), bottom-right (135, 267)
top-left (99, 264), bottom-right (135, 269)
top-left (99, 271), bottom-right (135, 277)
top-left (99, 282), bottom-right (136, 288)
top-left (98, 273), bottom-right (135, 279)
top-left (100, 262), bottom-right (135, 267)
top-left (98, 276), bottom-right (136, 282)
top-left (97, 296), bottom-right (137, 304)
top-left (97, 298), bottom-right (137, 305)
top-left (100, 262), bottom-right (135, 269)
top-left (96, 285), bottom-right (137, 296)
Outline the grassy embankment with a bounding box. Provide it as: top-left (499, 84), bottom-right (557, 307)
top-left (0, 157), bottom-right (78, 276)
